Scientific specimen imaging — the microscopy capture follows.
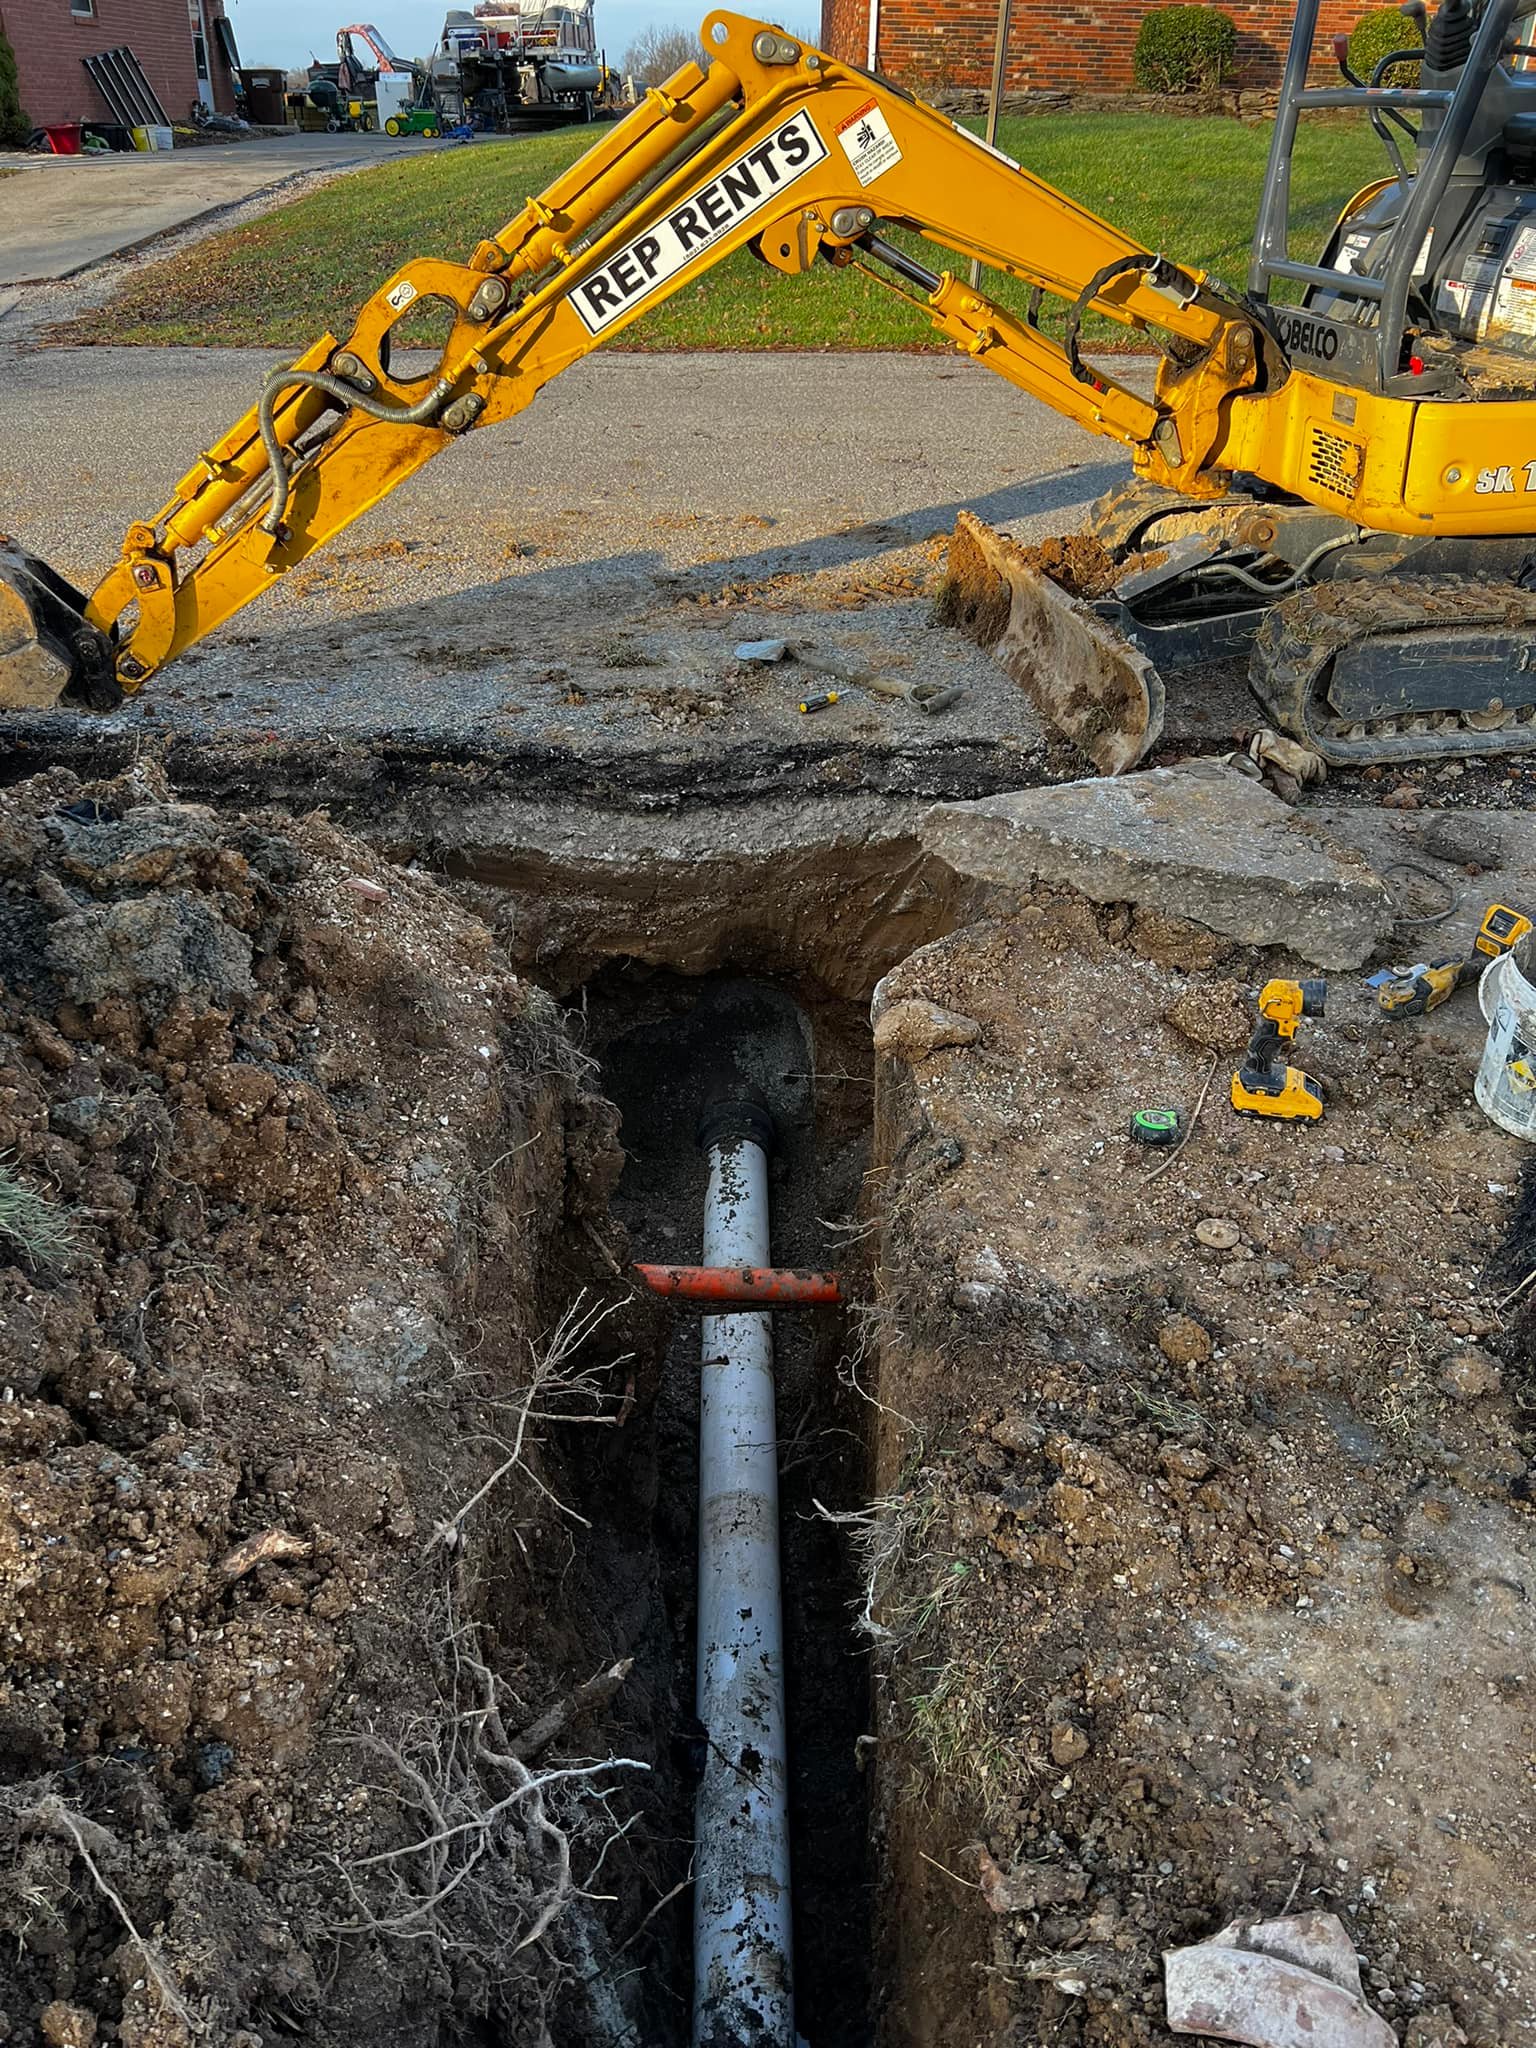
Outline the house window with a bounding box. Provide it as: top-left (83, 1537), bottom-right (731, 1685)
top-left (70, 0), bottom-right (97, 17)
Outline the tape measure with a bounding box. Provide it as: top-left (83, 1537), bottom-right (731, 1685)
top-left (1473, 903), bottom-right (1532, 960)
top-left (1128, 1108), bottom-right (1183, 1146)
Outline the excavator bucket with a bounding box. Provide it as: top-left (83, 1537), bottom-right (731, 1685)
top-left (938, 509), bottom-right (1163, 776)
top-left (0, 537), bottom-right (120, 715)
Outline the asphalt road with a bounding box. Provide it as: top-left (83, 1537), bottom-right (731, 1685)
top-left (0, 132), bottom-right (441, 286)
top-left (1, 345), bottom-right (1124, 592)
top-left (2, 345), bottom-right (1224, 776)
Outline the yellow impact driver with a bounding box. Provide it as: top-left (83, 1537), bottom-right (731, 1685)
top-left (1231, 978), bottom-right (1327, 1122)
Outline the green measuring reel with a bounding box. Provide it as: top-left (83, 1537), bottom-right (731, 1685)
top-left (1128, 1107), bottom-right (1183, 1147)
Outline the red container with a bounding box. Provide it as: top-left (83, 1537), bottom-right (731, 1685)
top-left (42, 123), bottom-right (83, 154)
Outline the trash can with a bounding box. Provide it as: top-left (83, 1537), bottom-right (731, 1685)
top-left (241, 67), bottom-right (288, 125)
top-left (40, 122), bottom-right (83, 154)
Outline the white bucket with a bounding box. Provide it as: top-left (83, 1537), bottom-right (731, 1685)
top-left (1476, 932), bottom-right (1536, 1139)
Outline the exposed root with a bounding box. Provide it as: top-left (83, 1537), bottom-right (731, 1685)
top-left (22, 1795), bottom-right (197, 2033)
top-left (510, 1658), bottom-right (635, 1766)
top-left (428, 1290), bottom-right (631, 1551)
top-left (330, 1583), bottom-right (648, 1982)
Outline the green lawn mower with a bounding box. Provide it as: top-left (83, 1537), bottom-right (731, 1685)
top-left (383, 107), bottom-right (441, 137)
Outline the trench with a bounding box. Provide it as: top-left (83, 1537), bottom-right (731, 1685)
top-left (451, 818), bottom-right (973, 2045)
top-left (7, 728), bottom-right (984, 2041)
top-left (584, 966), bottom-right (878, 2043)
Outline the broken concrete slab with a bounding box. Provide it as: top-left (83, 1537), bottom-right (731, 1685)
top-left (921, 760), bottom-right (1391, 968)
top-left (1166, 1912), bottom-right (1395, 2048)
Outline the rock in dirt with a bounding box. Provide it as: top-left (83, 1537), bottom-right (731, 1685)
top-left (977, 1843), bottom-right (1090, 1914)
top-left (1166, 980), bottom-right (1252, 1053)
top-left (1412, 812), bottom-right (1503, 870)
top-left (1165, 1911), bottom-right (1395, 2048)
top-left (1159, 1314), bottom-right (1213, 1365)
top-left (921, 761), bottom-right (1391, 967)
top-left (40, 2004), bottom-right (97, 2048)
top-left (1050, 1719), bottom-right (1090, 1765)
top-left (1438, 1347), bottom-right (1503, 1400)
top-left (873, 997), bottom-right (982, 1062)
top-left (47, 893), bottom-right (254, 1015)
top-left (1404, 2010), bottom-right (1470, 2048)
top-left (1195, 1217), bottom-right (1241, 1250)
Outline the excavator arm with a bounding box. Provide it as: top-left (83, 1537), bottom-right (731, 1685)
top-left (0, 8), bottom-right (1271, 713)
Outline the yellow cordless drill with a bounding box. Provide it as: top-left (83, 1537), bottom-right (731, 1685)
top-left (1231, 978), bottom-right (1327, 1122)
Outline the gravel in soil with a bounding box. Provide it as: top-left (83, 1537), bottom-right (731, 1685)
top-left (860, 891), bottom-right (1534, 2048)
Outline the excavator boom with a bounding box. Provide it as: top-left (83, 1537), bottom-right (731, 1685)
top-left (0, 9), bottom-right (1263, 718)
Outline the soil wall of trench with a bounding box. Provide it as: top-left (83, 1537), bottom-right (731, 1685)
top-left (2, 751), bottom-right (1532, 2048)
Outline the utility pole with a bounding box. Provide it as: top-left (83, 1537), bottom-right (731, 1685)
top-left (970, 0), bottom-right (1013, 287)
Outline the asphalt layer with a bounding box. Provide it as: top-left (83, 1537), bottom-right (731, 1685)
top-left (0, 346), bottom-right (1174, 788)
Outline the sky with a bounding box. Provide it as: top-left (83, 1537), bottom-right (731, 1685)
top-left (221, 0), bottom-right (696, 68)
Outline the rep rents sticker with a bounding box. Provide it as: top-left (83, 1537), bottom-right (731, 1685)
top-left (567, 111), bottom-right (828, 335)
top-left (836, 99), bottom-right (902, 186)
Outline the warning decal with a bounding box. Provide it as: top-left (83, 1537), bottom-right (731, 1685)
top-left (566, 111), bottom-right (828, 336)
top-left (836, 99), bottom-right (902, 187)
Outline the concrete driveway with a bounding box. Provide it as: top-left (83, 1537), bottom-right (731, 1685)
top-left (0, 132), bottom-right (453, 287)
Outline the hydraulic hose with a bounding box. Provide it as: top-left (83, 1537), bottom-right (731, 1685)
top-left (1065, 253), bottom-right (1160, 384)
top-left (257, 366), bottom-right (453, 535)
top-left (1190, 532), bottom-right (1361, 594)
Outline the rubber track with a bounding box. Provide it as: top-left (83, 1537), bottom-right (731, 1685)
top-left (1251, 574), bottom-right (1536, 765)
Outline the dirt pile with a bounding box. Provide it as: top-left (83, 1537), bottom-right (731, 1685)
top-left (0, 764), bottom-right (648, 2046)
top-left (862, 896), bottom-right (1533, 2047)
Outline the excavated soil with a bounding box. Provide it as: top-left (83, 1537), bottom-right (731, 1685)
top-left (1006, 532), bottom-right (1119, 602)
top-left (3, 745), bottom-right (1535, 2048)
top-left (862, 895), bottom-right (1534, 2048)
top-left (0, 763), bottom-right (669, 2046)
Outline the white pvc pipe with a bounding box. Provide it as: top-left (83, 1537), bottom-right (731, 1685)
top-left (692, 1118), bottom-right (794, 2047)
top-left (866, 0), bottom-right (880, 72)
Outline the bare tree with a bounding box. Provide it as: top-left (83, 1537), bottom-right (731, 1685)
top-left (620, 22), bottom-right (705, 83)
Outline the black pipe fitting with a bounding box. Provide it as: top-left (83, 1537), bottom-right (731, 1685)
top-left (696, 1090), bottom-right (777, 1156)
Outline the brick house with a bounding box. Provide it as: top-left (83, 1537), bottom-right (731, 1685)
top-left (1, 0), bottom-right (241, 130)
top-left (820, 0), bottom-right (1372, 93)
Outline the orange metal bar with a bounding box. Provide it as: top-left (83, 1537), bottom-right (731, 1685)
top-left (633, 1263), bottom-right (843, 1306)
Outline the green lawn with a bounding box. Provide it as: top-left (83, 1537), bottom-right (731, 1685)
top-left (59, 113), bottom-right (1384, 351)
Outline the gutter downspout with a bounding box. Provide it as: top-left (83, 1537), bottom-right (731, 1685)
top-left (867, 0), bottom-right (880, 74)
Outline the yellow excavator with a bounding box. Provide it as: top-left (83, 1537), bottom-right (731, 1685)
top-left (8, 0), bottom-right (1536, 770)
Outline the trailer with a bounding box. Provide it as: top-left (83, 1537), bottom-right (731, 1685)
top-left (431, 0), bottom-right (608, 126)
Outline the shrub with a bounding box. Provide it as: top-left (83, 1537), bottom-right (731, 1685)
top-left (1348, 6), bottom-right (1423, 88)
top-left (1133, 5), bottom-right (1239, 92)
top-left (0, 28), bottom-right (30, 149)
